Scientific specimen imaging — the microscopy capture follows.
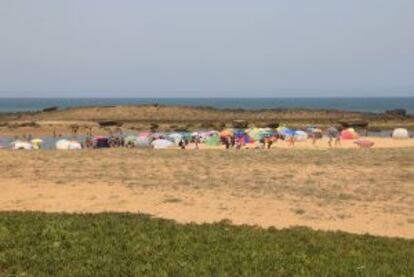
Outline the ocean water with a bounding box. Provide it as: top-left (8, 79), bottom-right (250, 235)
top-left (0, 97), bottom-right (413, 114)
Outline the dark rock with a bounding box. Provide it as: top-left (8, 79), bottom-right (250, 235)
top-left (385, 109), bottom-right (407, 117)
top-left (98, 121), bottom-right (123, 127)
top-left (339, 121), bottom-right (369, 129)
top-left (42, 106), bottom-right (58, 112)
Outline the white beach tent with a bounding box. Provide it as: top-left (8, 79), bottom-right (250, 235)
top-left (294, 130), bottom-right (308, 142)
top-left (135, 136), bottom-right (151, 148)
top-left (168, 133), bottom-right (182, 144)
top-left (56, 139), bottom-right (82, 150)
top-left (392, 128), bottom-right (410, 139)
top-left (12, 141), bottom-right (32, 150)
top-left (151, 139), bottom-right (174, 149)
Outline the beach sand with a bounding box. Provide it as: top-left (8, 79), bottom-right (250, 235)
top-left (0, 146), bottom-right (413, 238)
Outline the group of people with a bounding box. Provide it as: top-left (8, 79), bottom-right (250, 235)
top-left (8, 125), bottom-right (345, 150)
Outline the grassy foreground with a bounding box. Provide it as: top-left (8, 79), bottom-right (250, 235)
top-left (0, 212), bottom-right (413, 276)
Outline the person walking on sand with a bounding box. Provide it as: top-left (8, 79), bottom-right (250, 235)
top-left (267, 137), bottom-right (273, 149)
top-left (327, 126), bottom-right (340, 147)
top-left (178, 139), bottom-right (185, 150)
top-left (288, 135), bottom-right (295, 147)
top-left (224, 137), bottom-right (230, 149)
top-left (194, 137), bottom-right (199, 149)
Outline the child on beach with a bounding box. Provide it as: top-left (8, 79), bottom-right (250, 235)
top-left (288, 136), bottom-right (295, 147)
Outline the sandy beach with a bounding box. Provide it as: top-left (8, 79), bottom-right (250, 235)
top-left (1, 146), bottom-right (413, 238)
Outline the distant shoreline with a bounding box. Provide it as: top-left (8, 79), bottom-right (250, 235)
top-left (0, 97), bottom-right (413, 114)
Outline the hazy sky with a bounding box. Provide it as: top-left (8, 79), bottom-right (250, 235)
top-left (0, 1), bottom-right (413, 97)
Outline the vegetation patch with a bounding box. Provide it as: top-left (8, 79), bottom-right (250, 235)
top-left (0, 212), bottom-right (413, 276)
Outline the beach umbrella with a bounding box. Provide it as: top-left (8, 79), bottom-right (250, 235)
top-left (392, 128), bottom-right (409, 139)
top-left (151, 139), bottom-right (174, 149)
top-left (30, 138), bottom-right (43, 149)
top-left (220, 129), bottom-right (233, 138)
top-left (31, 138), bottom-right (43, 144)
top-left (278, 128), bottom-right (295, 137)
top-left (137, 131), bottom-right (151, 138)
top-left (151, 132), bottom-right (167, 139)
top-left (341, 129), bottom-right (359, 140)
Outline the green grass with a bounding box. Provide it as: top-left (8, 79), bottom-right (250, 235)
top-left (0, 213), bottom-right (413, 276)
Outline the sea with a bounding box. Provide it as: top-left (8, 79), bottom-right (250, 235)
top-left (0, 97), bottom-right (413, 114)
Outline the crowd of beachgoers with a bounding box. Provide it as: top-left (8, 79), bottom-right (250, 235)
top-left (1, 126), bottom-right (412, 150)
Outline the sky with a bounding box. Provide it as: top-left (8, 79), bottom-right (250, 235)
top-left (0, 0), bottom-right (413, 98)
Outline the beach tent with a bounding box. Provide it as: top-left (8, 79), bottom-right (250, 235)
top-left (168, 133), bottom-right (182, 144)
top-left (191, 132), bottom-right (201, 138)
top-left (392, 128), bottom-right (409, 139)
top-left (56, 139), bottom-right (82, 150)
top-left (68, 141), bottom-right (82, 150)
top-left (278, 128), bottom-right (295, 137)
top-left (294, 130), bottom-right (308, 142)
top-left (245, 127), bottom-right (272, 139)
top-left (0, 138), bottom-right (7, 149)
top-left (259, 128), bottom-right (273, 138)
top-left (93, 136), bottom-right (110, 148)
top-left (151, 139), bottom-right (174, 149)
top-left (125, 135), bottom-right (141, 145)
top-left (135, 136), bottom-right (151, 147)
top-left (56, 139), bottom-right (70, 150)
top-left (205, 135), bottom-right (221, 147)
top-left (198, 130), bottom-right (218, 142)
top-left (305, 126), bottom-right (316, 134)
top-left (341, 128), bottom-right (359, 140)
top-left (276, 126), bottom-right (288, 133)
top-left (246, 128), bottom-right (258, 140)
top-left (12, 141), bottom-right (32, 150)
top-left (306, 126), bottom-right (322, 135)
top-left (180, 132), bottom-right (192, 140)
top-left (233, 129), bottom-right (246, 138)
top-left (198, 131), bottom-right (210, 142)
